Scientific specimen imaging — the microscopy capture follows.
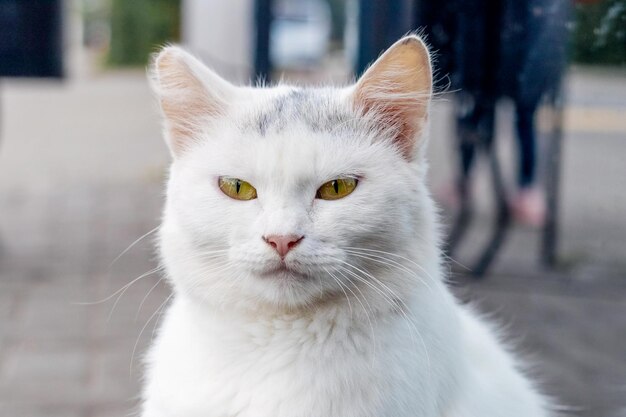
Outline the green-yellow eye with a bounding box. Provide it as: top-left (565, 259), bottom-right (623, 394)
top-left (316, 178), bottom-right (358, 200)
top-left (218, 177), bottom-right (257, 200)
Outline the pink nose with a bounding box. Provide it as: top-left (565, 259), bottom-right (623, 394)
top-left (263, 234), bottom-right (304, 258)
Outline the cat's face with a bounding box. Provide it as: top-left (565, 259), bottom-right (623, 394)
top-left (153, 37), bottom-right (436, 310)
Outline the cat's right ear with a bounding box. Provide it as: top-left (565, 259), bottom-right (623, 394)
top-left (151, 46), bottom-right (235, 157)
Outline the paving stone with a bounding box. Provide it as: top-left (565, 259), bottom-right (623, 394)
top-left (0, 349), bottom-right (88, 407)
top-left (0, 404), bottom-right (82, 417)
top-left (88, 344), bottom-right (143, 405)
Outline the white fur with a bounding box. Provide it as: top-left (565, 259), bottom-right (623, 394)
top-left (141, 38), bottom-right (553, 417)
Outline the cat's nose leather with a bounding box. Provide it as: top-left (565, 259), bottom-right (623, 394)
top-left (263, 234), bottom-right (304, 258)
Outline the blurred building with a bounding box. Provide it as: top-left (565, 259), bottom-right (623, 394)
top-left (182, 0), bottom-right (254, 83)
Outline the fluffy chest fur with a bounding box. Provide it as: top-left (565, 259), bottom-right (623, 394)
top-left (144, 288), bottom-right (460, 417)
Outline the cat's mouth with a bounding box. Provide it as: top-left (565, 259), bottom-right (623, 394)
top-left (259, 262), bottom-right (308, 280)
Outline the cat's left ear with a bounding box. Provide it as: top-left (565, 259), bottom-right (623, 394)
top-left (350, 35), bottom-right (432, 160)
top-left (151, 46), bottom-right (236, 157)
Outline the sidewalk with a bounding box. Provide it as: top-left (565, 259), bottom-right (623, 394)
top-left (0, 67), bottom-right (624, 417)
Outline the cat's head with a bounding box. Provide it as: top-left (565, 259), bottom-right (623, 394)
top-left (152, 36), bottom-right (439, 312)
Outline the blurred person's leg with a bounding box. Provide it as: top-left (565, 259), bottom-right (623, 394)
top-left (511, 103), bottom-right (546, 227)
top-left (516, 104), bottom-right (537, 188)
top-left (445, 94), bottom-right (498, 260)
top-left (507, 0), bottom-right (570, 228)
top-left (441, 0), bottom-right (500, 207)
top-left (457, 96), bottom-right (497, 194)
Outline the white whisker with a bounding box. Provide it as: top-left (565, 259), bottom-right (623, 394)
top-left (344, 249), bottom-right (432, 292)
top-left (335, 260), bottom-right (432, 375)
top-left (130, 291), bottom-right (174, 377)
top-left (343, 247), bottom-right (436, 291)
top-left (136, 276), bottom-right (165, 320)
top-left (74, 265), bottom-right (164, 307)
top-left (333, 266), bottom-right (379, 364)
top-left (109, 226), bottom-right (160, 268)
top-left (323, 266), bottom-right (353, 316)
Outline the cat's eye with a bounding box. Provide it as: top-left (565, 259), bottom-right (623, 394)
top-left (218, 177), bottom-right (257, 200)
top-left (316, 178), bottom-right (358, 200)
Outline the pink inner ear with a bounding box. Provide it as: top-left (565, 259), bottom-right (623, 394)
top-left (358, 95), bottom-right (426, 159)
top-left (159, 63), bottom-right (217, 143)
top-left (352, 37), bottom-right (432, 160)
top-left (156, 49), bottom-right (225, 154)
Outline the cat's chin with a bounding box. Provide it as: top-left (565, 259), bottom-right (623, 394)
top-left (240, 265), bottom-right (341, 310)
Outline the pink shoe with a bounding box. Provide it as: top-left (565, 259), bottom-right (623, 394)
top-left (511, 187), bottom-right (546, 227)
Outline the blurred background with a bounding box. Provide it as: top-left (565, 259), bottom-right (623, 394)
top-left (0, 0), bottom-right (624, 416)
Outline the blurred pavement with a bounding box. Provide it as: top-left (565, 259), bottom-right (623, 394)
top-left (0, 65), bottom-right (625, 417)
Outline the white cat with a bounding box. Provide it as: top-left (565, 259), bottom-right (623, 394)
top-left (142, 36), bottom-right (553, 417)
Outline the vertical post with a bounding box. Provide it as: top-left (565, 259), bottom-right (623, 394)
top-left (0, 80), bottom-right (3, 145)
top-left (355, 0), bottom-right (384, 76)
top-left (355, 0), bottom-right (414, 76)
top-left (541, 85), bottom-right (564, 267)
top-left (254, 0), bottom-right (273, 82)
top-left (386, 0), bottom-right (415, 45)
top-left (0, 0), bottom-right (63, 78)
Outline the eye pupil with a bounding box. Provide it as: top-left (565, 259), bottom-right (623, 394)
top-left (316, 177), bottom-right (357, 200)
top-left (218, 177), bottom-right (257, 200)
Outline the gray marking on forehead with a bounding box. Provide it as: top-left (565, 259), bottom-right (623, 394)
top-left (249, 88), bottom-right (355, 136)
